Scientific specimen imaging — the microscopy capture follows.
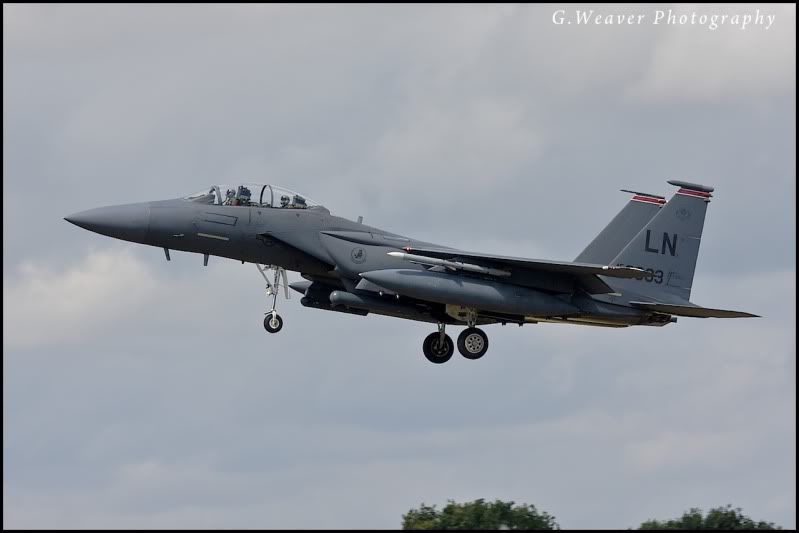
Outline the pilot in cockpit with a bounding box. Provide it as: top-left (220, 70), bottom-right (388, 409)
top-left (280, 195), bottom-right (290, 208)
top-left (225, 188), bottom-right (237, 206)
top-left (238, 186), bottom-right (252, 206)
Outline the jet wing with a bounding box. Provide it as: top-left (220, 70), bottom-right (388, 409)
top-left (629, 301), bottom-right (760, 318)
top-left (402, 246), bottom-right (645, 280)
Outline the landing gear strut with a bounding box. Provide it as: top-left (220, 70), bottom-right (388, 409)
top-left (257, 264), bottom-right (289, 334)
top-left (422, 323), bottom-right (454, 364)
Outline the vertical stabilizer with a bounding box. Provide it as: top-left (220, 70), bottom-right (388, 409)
top-left (606, 180), bottom-right (714, 302)
top-left (575, 190), bottom-right (665, 264)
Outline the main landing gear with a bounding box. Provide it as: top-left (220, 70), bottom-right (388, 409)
top-left (422, 323), bottom-right (489, 364)
top-left (457, 327), bottom-right (489, 360)
top-left (257, 264), bottom-right (289, 334)
top-left (423, 324), bottom-right (454, 364)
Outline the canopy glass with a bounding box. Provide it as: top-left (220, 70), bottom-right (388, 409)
top-left (183, 183), bottom-right (321, 209)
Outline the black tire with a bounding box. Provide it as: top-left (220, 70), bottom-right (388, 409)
top-left (263, 313), bottom-right (283, 333)
top-left (457, 327), bottom-right (489, 360)
top-left (423, 332), bottom-right (454, 364)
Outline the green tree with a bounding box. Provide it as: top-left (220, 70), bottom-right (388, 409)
top-left (638, 505), bottom-right (781, 530)
top-left (402, 498), bottom-right (559, 530)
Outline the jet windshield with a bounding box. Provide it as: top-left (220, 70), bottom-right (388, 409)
top-left (183, 183), bottom-right (321, 209)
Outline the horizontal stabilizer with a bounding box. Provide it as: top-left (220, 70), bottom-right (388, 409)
top-left (629, 301), bottom-right (759, 318)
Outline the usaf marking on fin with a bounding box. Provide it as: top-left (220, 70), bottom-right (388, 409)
top-left (645, 230), bottom-right (677, 256)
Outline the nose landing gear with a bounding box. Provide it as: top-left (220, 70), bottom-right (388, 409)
top-left (264, 312), bottom-right (283, 333)
top-left (257, 264), bottom-right (289, 334)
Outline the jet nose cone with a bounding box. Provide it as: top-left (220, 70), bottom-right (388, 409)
top-left (65, 203), bottom-right (150, 243)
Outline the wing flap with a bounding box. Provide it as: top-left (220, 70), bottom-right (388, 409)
top-left (629, 301), bottom-right (759, 318)
top-left (403, 246), bottom-right (645, 279)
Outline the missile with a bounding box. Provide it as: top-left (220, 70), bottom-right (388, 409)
top-left (387, 251), bottom-right (511, 277)
top-left (359, 269), bottom-right (579, 317)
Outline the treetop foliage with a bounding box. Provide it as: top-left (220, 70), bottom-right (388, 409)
top-left (638, 504), bottom-right (781, 530)
top-left (402, 500), bottom-right (783, 530)
top-left (402, 498), bottom-right (559, 530)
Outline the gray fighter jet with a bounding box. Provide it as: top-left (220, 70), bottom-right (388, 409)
top-left (65, 180), bottom-right (757, 364)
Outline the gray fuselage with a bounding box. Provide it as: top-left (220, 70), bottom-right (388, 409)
top-left (66, 197), bottom-right (661, 328)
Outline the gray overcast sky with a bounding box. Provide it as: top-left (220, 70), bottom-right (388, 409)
top-left (3, 3), bottom-right (795, 529)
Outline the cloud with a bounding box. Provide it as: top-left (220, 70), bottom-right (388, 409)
top-left (3, 4), bottom-right (795, 531)
top-left (626, 429), bottom-right (755, 471)
top-left (4, 258), bottom-right (793, 529)
top-left (627, 5), bottom-right (796, 104)
top-left (3, 247), bottom-right (158, 348)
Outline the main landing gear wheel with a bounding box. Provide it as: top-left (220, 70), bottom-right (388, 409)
top-left (457, 327), bottom-right (489, 360)
top-left (263, 313), bottom-right (283, 333)
top-left (423, 332), bottom-right (454, 364)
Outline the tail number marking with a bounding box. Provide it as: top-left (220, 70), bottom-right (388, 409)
top-left (645, 230), bottom-right (677, 256)
top-left (617, 264), bottom-right (664, 284)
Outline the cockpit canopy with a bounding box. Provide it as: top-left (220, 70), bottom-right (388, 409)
top-left (183, 184), bottom-right (322, 209)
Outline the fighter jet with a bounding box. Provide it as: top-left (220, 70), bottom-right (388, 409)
top-left (64, 180), bottom-right (757, 364)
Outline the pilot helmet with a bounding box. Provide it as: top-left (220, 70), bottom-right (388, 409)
top-left (280, 195), bottom-right (290, 206)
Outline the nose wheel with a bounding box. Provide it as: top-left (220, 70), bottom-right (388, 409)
top-left (257, 264), bottom-right (289, 334)
top-left (264, 312), bottom-right (283, 333)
